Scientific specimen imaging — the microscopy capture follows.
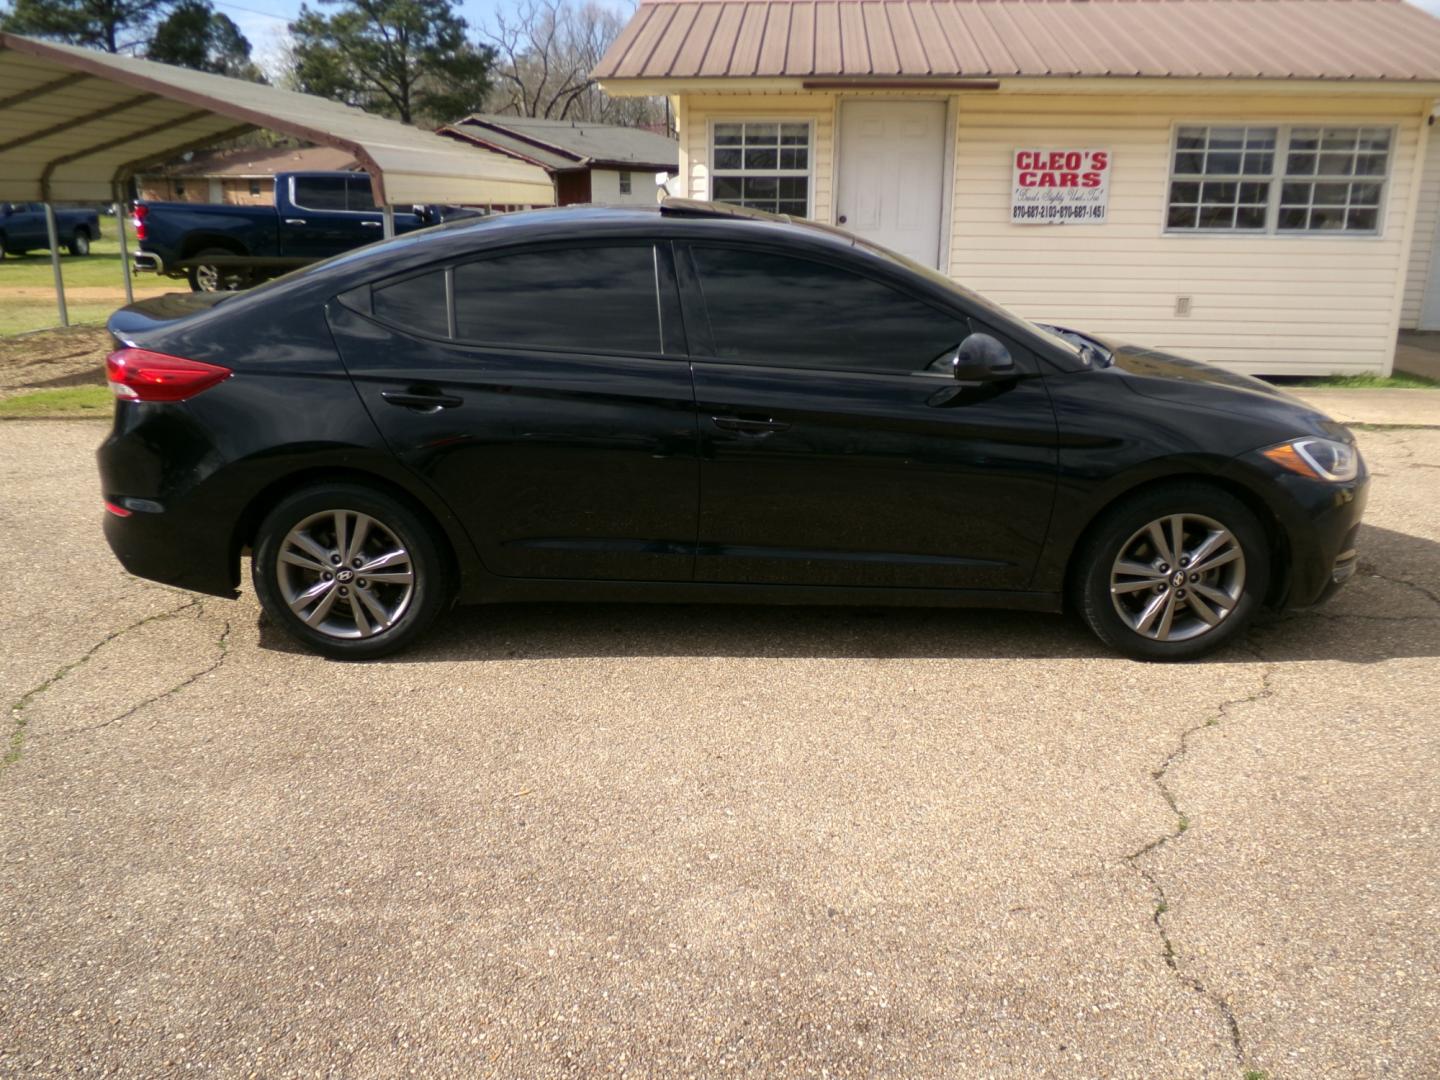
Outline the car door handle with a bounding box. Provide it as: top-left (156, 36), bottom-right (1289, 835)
top-left (361, 220), bottom-right (382, 227)
top-left (381, 389), bottom-right (463, 412)
top-left (711, 415), bottom-right (790, 435)
top-left (284, 218), bottom-right (307, 226)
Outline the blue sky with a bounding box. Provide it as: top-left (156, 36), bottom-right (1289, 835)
top-left (226, 0), bottom-right (1440, 77)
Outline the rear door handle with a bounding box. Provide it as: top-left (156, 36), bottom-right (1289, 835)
top-left (361, 220), bottom-right (382, 228)
top-left (381, 389), bottom-right (463, 412)
top-left (711, 415), bottom-right (790, 435)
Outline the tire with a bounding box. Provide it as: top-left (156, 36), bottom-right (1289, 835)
top-left (1072, 482), bottom-right (1270, 661)
top-left (67, 229), bottom-right (90, 256)
top-left (251, 483), bottom-right (451, 660)
top-left (187, 247), bottom-right (252, 292)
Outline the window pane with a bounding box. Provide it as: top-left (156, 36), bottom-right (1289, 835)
top-left (1176, 127), bottom-right (1207, 149)
top-left (1313, 182), bottom-right (1347, 206)
top-left (292, 177), bottom-right (347, 210)
top-left (1234, 205), bottom-right (1266, 230)
top-left (1350, 182), bottom-right (1382, 206)
top-left (1242, 152), bottom-right (1273, 175)
top-left (1321, 128), bottom-right (1358, 150)
top-left (1355, 153), bottom-right (1388, 176)
top-left (713, 148), bottom-right (742, 170)
top-left (712, 176), bottom-right (742, 200)
top-left (714, 123), bottom-right (743, 145)
top-left (453, 246), bottom-right (659, 354)
top-left (1209, 127), bottom-right (1246, 149)
top-left (1199, 204), bottom-right (1236, 229)
top-left (693, 246), bottom-right (968, 372)
top-left (1278, 207), bottom-right (1309, 230)
top-left (747, 122), bottom-right (778, 141)
top-left (744, 147), bottom-right (778, 169)
top-left (373, 271), bottom-right (448, 337)
top-left (1281, 181), bottom-right (1312, 204)
top-left (1170, 181), bottom-right (1200, 204)
top-left (1346, 207), bottom-right (1378, 231)
top-left (1173, 150), bottom-right (1205, 174)
top-left (1358, 129), bottom-right (1391, 151)
top-left (1207, 152), bottom-right (1242, 174)
top-left (1286, 152), bottom-right (1317, 176)
top-left (1167, 204), bottom-right (1199, 229)
top-left (1201, 181), bottom-right (1238, 204)
top-left (1238, 181), bottom-right (1270, 203)
top-left (1289, 128), bottom-right (1321, 150)
top-left (1309, 207), bottom-right (1345, 230)
top-left (1318, 152), bottom-right (1353, 176)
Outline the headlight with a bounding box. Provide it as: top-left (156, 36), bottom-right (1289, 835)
top-left (1261, 437), bottom-right (1359, 482)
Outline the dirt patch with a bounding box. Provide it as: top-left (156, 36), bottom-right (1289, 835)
top-left (0, 326), bottom-right (112, 399)
top-left (3, 286), bottom-right (174, 302)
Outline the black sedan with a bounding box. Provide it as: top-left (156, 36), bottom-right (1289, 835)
top-left (98, 200), bottom-right (1367, 660)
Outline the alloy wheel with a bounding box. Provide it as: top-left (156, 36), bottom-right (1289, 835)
top-left (276, 509), bottom-right (415, 640)
top-left (1109, 513), bottom-right (1246, 642)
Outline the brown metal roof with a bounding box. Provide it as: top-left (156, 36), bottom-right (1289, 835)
top-left (0, 33), bottom-right (553, 205)
top-left (595, 0), bottom-right (1440, 83)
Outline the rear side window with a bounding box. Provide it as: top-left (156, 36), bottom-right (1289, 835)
top-left (691, 246), bottom-right (968, 373)
top-left (372, 270), bottom-right (448, 338)
top-left (293, 176), bottom-right (347, 211)
top-left (453, 245), bottom-right (660, 354)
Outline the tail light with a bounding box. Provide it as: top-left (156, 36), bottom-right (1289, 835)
top-left (106, 348), bottom-right (231, 403)
top-left (132, 203), bottom-right (148, 241)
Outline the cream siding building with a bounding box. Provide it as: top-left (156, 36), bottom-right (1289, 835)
top-left (597, 0), bottom-right (1440, 375)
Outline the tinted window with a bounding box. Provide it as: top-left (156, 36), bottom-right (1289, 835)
top-left (691, 246), bottom-right (967, 372)
top-left (293, 176), bottom-right (347, 211)
top-left (373, 270), bottom-right (448, 337)
top-left (347, 175), bottom-right (378, 212)
top-left (453, 246), bottom-right (660, 353)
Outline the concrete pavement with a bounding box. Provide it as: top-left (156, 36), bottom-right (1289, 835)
top-left (1290, 388), bottom-right (1439, 429)
top-left (1, 421), bottom-right (1437, 1078)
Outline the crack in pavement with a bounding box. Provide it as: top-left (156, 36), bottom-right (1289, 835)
top-left (48, 610), bottom-right (234, 743)
top-left (1357, 566), bottom-right (1440, 609)
top-left (3, 597), bottom-right (203, 773)
top-left (1125, 637), bottom-right (1278, 1075)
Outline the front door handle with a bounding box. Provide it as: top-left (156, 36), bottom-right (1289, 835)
top-left (381, 389), bottom-right (463, 412)
top-left (284, 218), bottom-right (307, 226)
top-left (361, 220), bottom-right (382, 228)
top-left (711, 415), bottom-right (790, 435)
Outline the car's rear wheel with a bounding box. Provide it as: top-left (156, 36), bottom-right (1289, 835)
top-left (188, 248), bottom-right (251, 292)
top-left (251, 484), bottom-right (450, 659)
top-left (67, 229), bottom-right (90, 256)
top-left (1074, 483), bottom-right (1270, 661)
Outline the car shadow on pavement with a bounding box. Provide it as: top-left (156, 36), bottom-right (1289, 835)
top-left (254, 525), bottom-right (1439, 665)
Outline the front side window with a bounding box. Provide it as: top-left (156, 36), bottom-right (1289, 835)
top-left (691, 246), bottom-right (968, 373)
top-left (1167, 124), bottom-right (1391, 235)
top-left (347, 175), bottom-right (379, 212)
top-left (453, 245), bottom-right (660, 354)
top-left (711, 121), bottom-right (811, 217)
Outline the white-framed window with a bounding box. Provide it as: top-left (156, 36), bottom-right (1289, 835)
top-left (1166, 124), bottom-right (1393, 236)
top-left (618, 171), bottom-right (632, 195)
top-left (710, 120), bottom-right (811, 216)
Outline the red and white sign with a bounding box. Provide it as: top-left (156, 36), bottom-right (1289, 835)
top-left (1010, 148), bottom-right (1111, 225)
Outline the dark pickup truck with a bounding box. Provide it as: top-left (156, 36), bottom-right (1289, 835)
top-left (0, 202), bottom-right (102, 258)
top-left (132, 171), bottom-right (453, 292)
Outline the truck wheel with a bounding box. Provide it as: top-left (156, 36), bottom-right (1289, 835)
top-left (67, 230), bottom-right (91, 256)
top-left (188, 248), bottom-right (252, 292)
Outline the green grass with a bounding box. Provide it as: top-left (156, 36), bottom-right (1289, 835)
top-left (1296, 372), bottom-right (1438, 390)
top-left (0, 385), bottom-right (112, 417)
top-left (0, 219), bottom-right (165, 335)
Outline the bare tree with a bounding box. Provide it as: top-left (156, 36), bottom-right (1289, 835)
top-left (481, 0), bottom-right (665, 128)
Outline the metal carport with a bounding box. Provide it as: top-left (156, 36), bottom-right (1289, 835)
top-left (0, 33), bottom-right (554, 324)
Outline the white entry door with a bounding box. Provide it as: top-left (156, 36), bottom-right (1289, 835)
top-left (1423, 215), bottom-right (1440, 330)
top-left (835, 101), bottom-right (947, 268)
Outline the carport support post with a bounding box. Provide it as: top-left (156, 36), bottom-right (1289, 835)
top-left (381, 204), bottom-right (395, 239)
top-left (43, 203), bottom-right (69, 328)
top-left (113, 183), bottom-right (133, 305)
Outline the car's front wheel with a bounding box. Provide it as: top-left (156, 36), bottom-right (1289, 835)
top-left (251, 484), bottom-right (450, 659)
top-left (1074, 483), bottom-right (1270, 661)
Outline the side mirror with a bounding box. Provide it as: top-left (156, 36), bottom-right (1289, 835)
top-left (951, 333), bottom-right (1016, 381)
